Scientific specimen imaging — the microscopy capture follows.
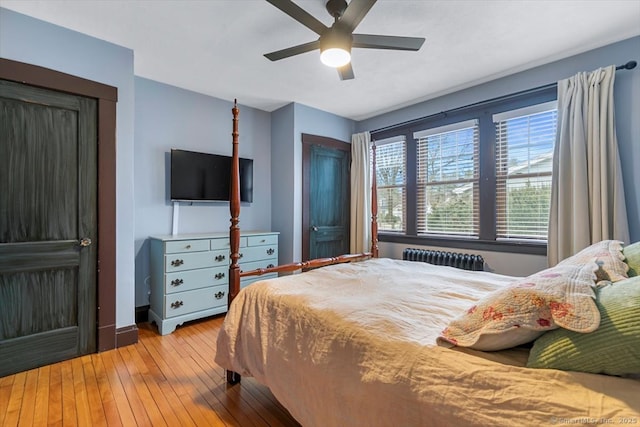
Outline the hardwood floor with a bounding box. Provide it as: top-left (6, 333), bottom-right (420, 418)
top-left (0, 315), bottom-right (301, 427)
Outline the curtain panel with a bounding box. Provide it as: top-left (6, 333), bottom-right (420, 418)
top-left (350, 131), bottom-right (371, 253)
top-left (548, 65), bottom-right (629, 265)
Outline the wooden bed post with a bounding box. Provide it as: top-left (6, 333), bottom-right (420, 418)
top-left (227, 100), bottom-right (241, 384)
top-left (229, 99), bottom-right (241, 306)
top-left (371, 142), bottom-right (379, 258)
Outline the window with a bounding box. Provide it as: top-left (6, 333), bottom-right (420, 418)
top-left (369, 85), bottom-right (557, 254)
top-left (494, 102), bottom-right (557, 240)
top-left (415, 120), bottom-right (479, 236)
top-left (374, 135), bottom-right (406, 232)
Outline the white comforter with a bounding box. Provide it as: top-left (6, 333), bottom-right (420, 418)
top-left (215, 258), bottom-right (640, 426)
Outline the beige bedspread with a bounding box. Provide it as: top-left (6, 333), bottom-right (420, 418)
top-left (215, 258), bottom-right (640, 426)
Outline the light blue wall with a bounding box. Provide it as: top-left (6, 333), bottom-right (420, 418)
top-left (0, 8), bottom-right (137, 328)
top-left (134, 78), bottom-right (272, 306)
top-left (271, 102), bottom-right (355, 262)
top-left (271, 104), bottom-right (296, 264)
top-left (358, 36), bottom-right (640, 250)
top-left (294, 102), bottom-right (355, 142)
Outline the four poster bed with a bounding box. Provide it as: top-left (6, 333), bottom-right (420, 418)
top-left (215, 101), bottom-right (640, 426)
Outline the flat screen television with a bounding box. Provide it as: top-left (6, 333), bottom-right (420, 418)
top-left (170, 149), bottom-right (253, 202)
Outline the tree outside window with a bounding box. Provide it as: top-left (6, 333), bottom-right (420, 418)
top-left (374, 137), bottom-right (406, 232)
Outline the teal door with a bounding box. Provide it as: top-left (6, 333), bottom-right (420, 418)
top-left (309, 145), bottom-right (350, 259)
top-left (0, 79), bottom-right (98, 376)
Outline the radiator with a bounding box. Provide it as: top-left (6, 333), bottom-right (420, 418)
top-left (402, 248), bottom-right (485, 271)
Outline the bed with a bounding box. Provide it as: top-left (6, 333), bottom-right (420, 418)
top-left (215, 101), bottom-right (640, 426)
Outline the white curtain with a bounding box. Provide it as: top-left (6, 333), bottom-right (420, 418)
top-left (548, 65), bottom-right (629, 265)
top-left (350, 131), bottom-right (372, 253)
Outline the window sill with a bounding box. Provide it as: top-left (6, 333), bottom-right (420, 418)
top-left (378, 233), bottom-right (547, 256)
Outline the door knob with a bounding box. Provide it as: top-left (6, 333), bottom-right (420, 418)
top-left (79, 237), bottom-right (92, 247)
top-left (311, 226), bottom-right (318, 232)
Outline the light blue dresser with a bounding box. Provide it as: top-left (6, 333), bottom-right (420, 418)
top-left (149, 231), bottom-right (278, 334)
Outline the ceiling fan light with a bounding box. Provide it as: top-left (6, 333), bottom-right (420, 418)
top-left (320, 48), bottom-right (351, 68)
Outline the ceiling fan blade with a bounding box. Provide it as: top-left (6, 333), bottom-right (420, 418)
top-left (352, 34), bottom-right (425, 51)
top-left (264, 40), bottom-right (320, 61)
top-left (337, 63), bottom-right (355, 80)
top-left (340, 0), bottom-right (377, 32)
top-left (266, 0), bottom-right (328, 35)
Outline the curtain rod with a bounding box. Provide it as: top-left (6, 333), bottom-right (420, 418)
top-left (370, 60), bottom-right (637, 136)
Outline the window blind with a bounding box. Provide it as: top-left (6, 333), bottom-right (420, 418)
top-left (494, 103), bottom-right (557, 240)
top-left (373, 136), bottom-right (406, 232)
top-left (415, 120), bottom-right (479, 236)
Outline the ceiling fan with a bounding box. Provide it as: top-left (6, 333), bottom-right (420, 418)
top-left (264, 0), bottom-right (425, 80)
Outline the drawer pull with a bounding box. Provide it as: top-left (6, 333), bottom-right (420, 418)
top-left (239, 253), bottom-right (244, 258)
top-left (185, 244), bottom-right (191, 249)
top-left (215, 291), bottom-right (225, 300)
top-left (215, 272), bottom-right (225, 280)
top-left (215, 254), bottom-right (226, 262)
top-left (266, 248), bottom-right (275, 255)
top-left (170, 300), bottom-right (184, 309)
top-left (267, 263), bottom-right (275, 269)
top-left (260, 239), bottom-right (266, 243)
top-left (171, 259), bottom-right (184, 267)
top-left (170, 278), bottom-right (184, 287)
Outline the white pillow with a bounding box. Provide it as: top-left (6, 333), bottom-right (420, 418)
top-left (437, 261), bottom-right (600, 351)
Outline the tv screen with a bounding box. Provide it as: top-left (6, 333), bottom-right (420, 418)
top-left (170, 149), bottom-right (253, 202)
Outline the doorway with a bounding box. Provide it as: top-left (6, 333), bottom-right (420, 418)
top-left (0, 79), bottom-right (98, 375)
top-left (0, 59), bottom-right (118, 376)
top-left (302, 133), bottom-right (351, 261)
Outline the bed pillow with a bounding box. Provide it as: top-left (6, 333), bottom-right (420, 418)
top-left (558, 240), bottom-right (627, 282)
top-left (623, 241), bottom-right (640, 277)
top-left (437, 262), bottom-right (600, 351)
top-left (527, 276), bottom-right (640, 376)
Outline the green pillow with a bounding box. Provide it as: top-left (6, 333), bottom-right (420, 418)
top-left (526, 276), bottom-right (640, 376)
top-left (623, 241), bottom-right (640, 277)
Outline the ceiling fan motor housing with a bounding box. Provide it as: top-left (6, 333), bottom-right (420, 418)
top-left (326, 0), bottom-right (348, 19)
top-left (320, 25), bottom-right (353, 53)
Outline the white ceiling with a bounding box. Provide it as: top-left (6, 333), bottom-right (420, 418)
top-left (2, 0), bottom-right (639, 120)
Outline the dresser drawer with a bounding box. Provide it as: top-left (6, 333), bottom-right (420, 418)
top-left (247, 234), bottom-right (278, 247)
top-left (210, 237), bottom-right (247, 250)
top-left (240, 258), bottom-right (277, 273)
top-left (165, 265), bottom-right (228, 294)
top-left (165, 248), bottom-right (228, 272)
top-left (210, 237), bottom-right (230, 250)
top-left (239, 245), bottom-right (278, 262)
top-left (165, 239), bottom-right (209, 254)
top-left (164, 284), bottom-right (228, 318)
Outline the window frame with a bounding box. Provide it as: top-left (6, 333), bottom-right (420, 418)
top-left (494, 101), bottom-right (557, 241)
top-left (415, 119), bottom-right (480, 238)
top-left (374, 135), bottom-right (407, 233)
top-left (371, 85), bottom-right (557, 255)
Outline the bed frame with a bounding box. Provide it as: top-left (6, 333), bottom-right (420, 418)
top-left (226, 100), bottom-right (378, 383)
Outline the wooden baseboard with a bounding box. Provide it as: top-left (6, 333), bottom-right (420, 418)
top-left (116, 324), bottom-right (139, 348)
top-left (97, 324), bottom-right (116, 352)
